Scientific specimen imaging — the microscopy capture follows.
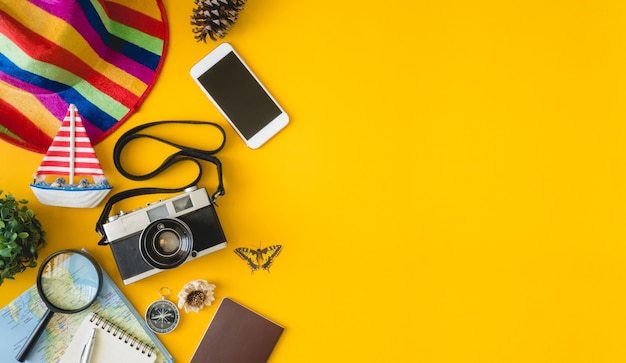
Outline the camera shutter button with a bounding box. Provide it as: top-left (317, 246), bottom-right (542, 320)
top-left (107, 210), bottom-right (125, 222)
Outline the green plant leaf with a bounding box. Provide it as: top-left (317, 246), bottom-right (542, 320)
top-left (0, 193), bottom-right (45, 284)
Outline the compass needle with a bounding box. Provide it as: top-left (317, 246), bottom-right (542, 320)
top-left (145, 287), bottom-right (179, 334)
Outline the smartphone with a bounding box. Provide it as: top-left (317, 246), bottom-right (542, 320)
top-left (190, 43), bottom-right (289, 149)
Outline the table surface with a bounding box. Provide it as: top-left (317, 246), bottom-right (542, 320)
top-left (2, 1), bottom-right (626, 362)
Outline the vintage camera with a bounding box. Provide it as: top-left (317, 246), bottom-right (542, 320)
top-left (102, 186), bottom-right (227, 285)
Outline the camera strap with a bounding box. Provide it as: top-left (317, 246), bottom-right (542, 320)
top-left (95, 120), bottom-right (226, 245)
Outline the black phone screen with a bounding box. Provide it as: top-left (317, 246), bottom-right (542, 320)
top-left (196, 52), bottom-right (282, 140)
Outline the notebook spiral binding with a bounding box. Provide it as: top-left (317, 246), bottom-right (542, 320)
top-left (90, 312), bottom-right (156, 357)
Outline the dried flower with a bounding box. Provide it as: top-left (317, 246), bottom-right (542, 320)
top-left (177, 279), bottom-right (216, 313)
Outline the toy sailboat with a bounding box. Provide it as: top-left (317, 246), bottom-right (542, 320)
top-left (30, 104), bottom-right (112, 208)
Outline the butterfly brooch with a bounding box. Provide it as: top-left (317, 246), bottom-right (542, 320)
top-left (234, 244), bottom-right (283, 273)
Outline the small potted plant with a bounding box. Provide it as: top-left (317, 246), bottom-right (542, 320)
top-left (0, 190), bottom-right (46, 285)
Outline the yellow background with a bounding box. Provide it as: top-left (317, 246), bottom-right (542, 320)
top-left (2, 0), bottom-right (626, 361)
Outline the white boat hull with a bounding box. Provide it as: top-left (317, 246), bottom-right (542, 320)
top-left (30, 184), bottom-right (111, 208)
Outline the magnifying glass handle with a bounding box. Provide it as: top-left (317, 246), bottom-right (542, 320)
top-left (16, 309), bottom-right (53, 362)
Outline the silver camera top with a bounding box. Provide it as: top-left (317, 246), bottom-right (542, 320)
top-left (102, 186), bottom-right (210, 243)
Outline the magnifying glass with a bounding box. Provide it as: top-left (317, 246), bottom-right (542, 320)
top-left (16, 249), bottom-right (102, 362)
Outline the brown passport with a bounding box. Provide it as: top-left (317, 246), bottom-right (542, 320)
top-left (190, 297), bottom-right (284, 363)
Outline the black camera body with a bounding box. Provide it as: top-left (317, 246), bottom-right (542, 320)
top-left (102, 186), bottom-right (226, 285)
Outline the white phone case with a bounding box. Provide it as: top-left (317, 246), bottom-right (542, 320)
top-left (190, 43), bottom-right (289, 149)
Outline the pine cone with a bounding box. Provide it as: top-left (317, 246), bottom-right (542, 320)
top-left (191, 0), bottom-right (247, 42)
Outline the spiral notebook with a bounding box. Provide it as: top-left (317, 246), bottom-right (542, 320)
top-left (60, 312), bottom-right (156, 363)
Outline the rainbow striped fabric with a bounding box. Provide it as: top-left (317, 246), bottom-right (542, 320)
top-left (0, 0), bottom-right (168, 154)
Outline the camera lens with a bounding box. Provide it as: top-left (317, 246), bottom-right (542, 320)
top-left (140, 218), bottom-right (192, 269)
top-left (156, 230), bottom-right (180, 255)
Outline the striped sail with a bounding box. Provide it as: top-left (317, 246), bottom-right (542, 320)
top-left (30, 104), bottom-right (111, 208)
top-left (35, 105), bottom-right (105, 183)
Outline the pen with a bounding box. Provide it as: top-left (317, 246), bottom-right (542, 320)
top-left (80, 327), bottom-right (97, 363)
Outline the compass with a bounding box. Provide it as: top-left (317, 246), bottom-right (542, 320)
top-left (145, 287), bottom-right (180, 334)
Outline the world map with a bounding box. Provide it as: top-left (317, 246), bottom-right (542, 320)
top-left (0, 267), bottom-right (171, 363)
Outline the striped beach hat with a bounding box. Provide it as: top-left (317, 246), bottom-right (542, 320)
top-left (0, 0), bottom-right (168, 154)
